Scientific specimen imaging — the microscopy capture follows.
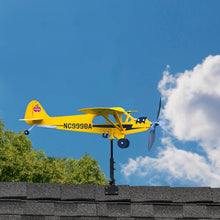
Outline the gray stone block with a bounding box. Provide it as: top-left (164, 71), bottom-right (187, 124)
top-left (153, 205), bottom-right (183, 218)
top-left (45, 217), bottom-right (60, 220)
top-left (118, 218), bottom-right (135, 220)
top-left (212, 188), bottom-right (220, 202)
top-left (97, 203), bottom-right (131, 217)
top-left (59, 218), bottom-right (98, 220)
top-left (81, 218), bottom-right (99, 220)
top-left (96, 203), bottom-right (106, 217)
top-left (183, 205), bottom-right (210, 218)
top-left (130, 186), bottom-right (171, 202)
top-left (24, 201), bottom-right (54, 216)
top-left (176, 219), bottom-right (209, 220)
top-left (0, 201), bottom-right (25, 215)
top-left (134, 218), bottom-right (154, 220)
top-left (0, 182), bottom-right (26, 198)
top-left (171, 187), bottom-right (212, 202)
top-left (21, 216), bottom-right (45, 220)
top-left (99, 218), bottom-right (117, 220)
top-left (0, 215), bottom-right (21, 220)
top-left (95, 185), bottom-right (130, 201)
top-left (22, 216), bottom-right (59, 220)
top-left (60, 218), bottom-right (98, 220)
top-left (61, 184), bottom-right (95, 201)
top-left (54, 202), bottom-right (77, 216)
top-left (77, 203), bottom-right (97, 216)
top-left (207, 205), bottom-right (220, 218)
top-left (60, 218), bottom-right (80, 220)
top-left (131, 204), bottom-right (153, 217)
top-left (27, 183), bottom-right (61, 200)
top-left (56, 203), bottom-right (96, 217)
top-left (154, 218), bottom-right (176, 220)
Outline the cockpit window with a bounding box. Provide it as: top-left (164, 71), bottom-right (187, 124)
top-left (136, 117), bottom-right (147, 124)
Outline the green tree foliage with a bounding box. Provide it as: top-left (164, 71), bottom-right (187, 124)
top-left (0, 120), bottom-right (108, 185)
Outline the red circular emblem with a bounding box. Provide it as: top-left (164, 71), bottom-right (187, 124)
top-left (33, 105), bottom-right (41, 112)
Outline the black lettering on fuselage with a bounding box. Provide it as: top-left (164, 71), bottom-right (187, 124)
top-left (64, 123), bottom-right (92, 129)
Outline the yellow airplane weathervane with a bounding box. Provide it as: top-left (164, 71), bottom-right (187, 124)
top-left (20, 99), bottom-right (162, 151)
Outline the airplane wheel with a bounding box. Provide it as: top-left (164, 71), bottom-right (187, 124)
top-left (24, 130), bottom-right (29, 135)
top-left (118, 138), bottom-right (129, 148)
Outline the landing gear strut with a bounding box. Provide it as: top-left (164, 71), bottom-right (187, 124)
top-left (24, 124), bottom-right (36, 136)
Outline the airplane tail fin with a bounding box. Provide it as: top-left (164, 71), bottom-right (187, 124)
top-left (20, 100), bottom-right (49, 124)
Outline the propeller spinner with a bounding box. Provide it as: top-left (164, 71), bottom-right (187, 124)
top-left (148, 98), bottom-right (163, 151)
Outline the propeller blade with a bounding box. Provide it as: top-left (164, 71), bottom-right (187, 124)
top-left (156, 97), bottom-right (162, 120)
top-left (148, 98), bottom-right (162, 151)
top-left (148, 126), bottom-right (156, 151)
top-left (158, 121), bottom-right (165, 126)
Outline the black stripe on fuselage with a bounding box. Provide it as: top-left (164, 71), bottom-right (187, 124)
top-left (93, 124), bottom-right (140, 130)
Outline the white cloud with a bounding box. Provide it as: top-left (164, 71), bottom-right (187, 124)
top-left (121, 55), bottom-right (220, 187)
top-left (159, 55), bottom-right (220, 145)
top-left (121, 137), bottom-right (220, 186)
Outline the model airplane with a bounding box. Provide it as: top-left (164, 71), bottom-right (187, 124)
top-left (20, 100), bottom-right (162, 151)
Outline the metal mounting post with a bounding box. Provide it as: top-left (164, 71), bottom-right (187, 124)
top-left (110, 139), bottom-right (115, 185)
top-left (105, 139), bottom-right (118, 195)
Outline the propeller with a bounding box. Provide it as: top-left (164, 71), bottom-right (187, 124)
top-left (148, 98), bottom-right (163, 151)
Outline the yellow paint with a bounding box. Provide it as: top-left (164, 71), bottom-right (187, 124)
top-left (20, 100), bottom-right (152, 140)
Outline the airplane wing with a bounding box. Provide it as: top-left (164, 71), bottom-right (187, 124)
top-left (78, 107), bottom-right (126, 132)
top-left (78, 107), bottom-right (126, 114)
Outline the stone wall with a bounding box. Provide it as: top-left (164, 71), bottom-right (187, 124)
top-left (0, 182), bottom-right (219, 219)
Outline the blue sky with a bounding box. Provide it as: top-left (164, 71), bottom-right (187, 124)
top-left (1, 0), bottom-right (220, 186)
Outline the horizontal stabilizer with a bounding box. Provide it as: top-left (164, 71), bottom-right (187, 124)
top-left (127, 110), bottom-right (138, 113)
top-left (19, 118), bottom-right (43, 121)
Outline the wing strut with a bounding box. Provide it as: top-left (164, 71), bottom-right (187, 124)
top-left (113, 113), bottom-right (124, 132)
top-left (102, 114), bottom-right (124, 132)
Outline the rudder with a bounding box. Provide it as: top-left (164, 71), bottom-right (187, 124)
top-left (24, 100), bottom-right (49, 121)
